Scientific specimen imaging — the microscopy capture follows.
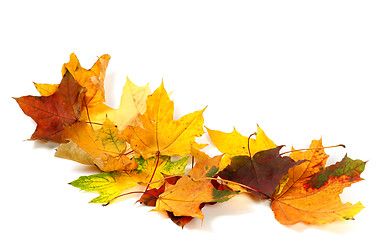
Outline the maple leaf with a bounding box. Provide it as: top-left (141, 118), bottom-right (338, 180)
top-left (119, 81), bottom-right (206, 159)
top-left (14, 71), bottom-right (84, 143)
top-left (137, 184), bottom-right (166, 207)
top-left (136, 174), bottom-right (203, 228)
top-left (33, 53), bottom-right (110, 106)
top-left (135, 155), bottom-right (188, 188)
top-left (270, 139), bottom-right (365, 225)
top-left (15, 53), bottom-right (368, 228)
top-left (70, 171), bottom-right (140, 203)
top-left (56, 77), bottom-right (149, 168)
top-left (153, 154), bottom-right (236, 221)
top-left (62, 53), bottom-right (110, 107)
top-left (55, 140), bottom-right (95, 165)
top-left (165, 180), bottom-right (235, 228)
top-left (137, 175), bottom-right (182, 206)
top-left (83, 77), bottom-right (149, 131)
top-left (57, 117), bottom-right (137, 172)
top-left (33, 82), bottom-right (59, 96)
top-left (206, 125), bottom-right (276, 170)
top-left (218, 146), bottom-right (306, 199)
top-left (70, 155), bottom-right (188, 203)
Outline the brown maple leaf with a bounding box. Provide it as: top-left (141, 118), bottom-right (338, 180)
top-left (14, 72), bottom-right (84, 142)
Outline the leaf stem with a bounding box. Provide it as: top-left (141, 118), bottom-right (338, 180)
top-left (85, 121), bottom-right (104, 126)
top-left (193, 176), bottom-right (271, 200)
top-left (102, 174), bottom-right (182, 207)
top-left (280, 144), bottom-right (346, 156)
top-left (144, 151), bottom-right (161, 192)
top-left (84, 104), bottom-right (93, 130)
top-left (102, 191), bottom-right (146, 207)
top-left (247, 132), bottom-right (257, 159)
top-left (123, 150), bottom-right (135, 156)
top-left (140, 174), bottom-right (182, 186)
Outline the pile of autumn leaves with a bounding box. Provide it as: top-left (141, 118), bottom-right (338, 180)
top-left (14, 54), bottom-right (366, 227)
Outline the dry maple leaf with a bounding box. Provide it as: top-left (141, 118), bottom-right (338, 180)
top-left (218, 146), bottom-right (306, 199)
top-left (270, 139), bottom-right (365, 225)
top-left (33, 82), bottom-right (59, 96)
top-left (62, 53), bottom-right (110, 107)
top-left (137, 144), bottom-right (223, 227)
top-left (59, 54), bottom-right (149, 132)
top-left (137, 175), bottom-right (207, 228)
top-left (70, 155), bottom-right (188, 203)
top-left (119, 81), bottom-right (206, 159)
top-left (70, 171), bottom-right (140, 203)
top-left (206, 125), bottom-right (276, 170)
top-left (137, 184), bottom-right (166, 207)
top-left (134, 155), bottom-right (189, 189)
top-left (58, 117), bottom-right (137, 172)
top-left (55, 140), bottom-right (95, 165)
top-left (137, 175), bottom-right (182, 206)
top-left (56, 77), bottom-right (150, 168)
top-left (153, 152), bottom-right (236, 221)
top-left (83, 77), bottom-right (149, 131)
top-left (34, 53), bottom-right (110, 107)
top-left (14, 71), bottom-right (84, 143)
top-left (15, 53), bottom-right (368, 228)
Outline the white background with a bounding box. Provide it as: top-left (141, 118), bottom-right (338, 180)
top-left (1, 1), bottom-right (382, 239)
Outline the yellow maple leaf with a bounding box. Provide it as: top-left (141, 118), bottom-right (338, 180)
top-left (33, 82), bottom-right (59, 96)
top-left (84, 77), bottom-right (149, 131)
top-left (58, 117), bottom-right (137, 172)
top-left (119, 81), bottom-right (206, 159)
top-left (206, 125), bottom-right (276, 169)
top-left (134, 155), bottom-right (189, 188)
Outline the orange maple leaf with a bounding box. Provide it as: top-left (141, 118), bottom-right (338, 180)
top-left (62, 53), bottom-right (110, 107)
top-left (119, 81), bottom-right (206, 159)
top-left (153, 153), bottom-right (236, 221)
top-left (271, 139), bottom-right (365, 225)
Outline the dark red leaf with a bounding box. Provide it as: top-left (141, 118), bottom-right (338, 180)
top-left (218, 146), bottom-right (306, 199)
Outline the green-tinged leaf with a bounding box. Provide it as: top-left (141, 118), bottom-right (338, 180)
top-left (135, 155), bottom-right (188, 176)
top-left (70, 155), bottom-right (189, 203)
top-left (271, 141), bottom-right (366, 225)
top-left (306, 155), bottom-right (366, 189)
top-left (70, 171), bottom-right (139, 203)
top-left (212, 188), bottom-right (236, 203)
top-left (135, 155), bottom-right (188, 188)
